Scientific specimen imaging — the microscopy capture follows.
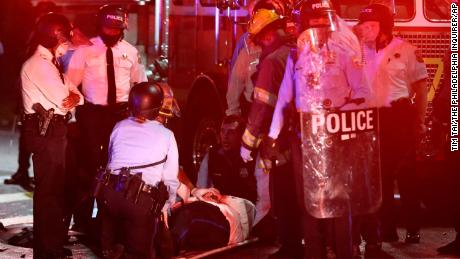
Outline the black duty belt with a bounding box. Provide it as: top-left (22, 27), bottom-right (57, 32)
top-left (83, 101), bottom-right (129, 114)
top-left (390, 97), bottom-right (412, 107)
top-left (104, 173), bottom-right (157, 194)
top-left (97, 173), bottom-right (168, 216)
top-left (94, 157), bottom-right (169, 216)
top-left (23, 113), bottom-right (71, 122)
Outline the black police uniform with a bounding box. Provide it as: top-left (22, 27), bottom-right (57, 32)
top-left (208, 147), bottom-right (257, 204)
top-left (21, 13), bottom-right (80, 258)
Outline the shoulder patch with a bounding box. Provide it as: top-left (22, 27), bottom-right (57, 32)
top-left (414, 49), bottom-right (424, 63)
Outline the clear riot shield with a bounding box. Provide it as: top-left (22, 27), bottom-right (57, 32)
top-left (296, 23), bottom-right (381, 219)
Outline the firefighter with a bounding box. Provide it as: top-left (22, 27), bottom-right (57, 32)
top-left (226, 0), bottom-right (298, 117)
top-left (21, 13), bottom-right (82, 258)
top-left (356, 3), bottom-right (428, 244)
top-left (240, 7), bottom-right (304, 258)
top-left (97, 82), bottom-right (179, 258)
top-left (268, 0), bottom-right (371, 257)
top-left (66, 4), bottom-right (147, 233)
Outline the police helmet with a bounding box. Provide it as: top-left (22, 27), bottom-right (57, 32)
top-left (128, 82), bottom-right (164, 120)
top-left (298, 0), bottom-right (337, 31)
top-left (358, 4), bottom-right (394, 38)
top-left (97, 4), bottom-right (128, 30)
top-left (34, 12), bottom-right (72, 49)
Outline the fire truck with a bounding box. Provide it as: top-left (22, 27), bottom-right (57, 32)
top-left (43, 0), bottom-right (450, 180)
top-left (155, 0), bottom-right (451, 181)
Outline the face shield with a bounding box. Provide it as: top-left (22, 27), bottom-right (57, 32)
top-left (300, 11), bottom-right (338, 53)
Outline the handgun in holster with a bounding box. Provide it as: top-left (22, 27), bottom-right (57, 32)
top-left (93, 167), bottom-right (110, 198)
top-left (32, 103), bottom-right (54, 136)
top-left (151, 182), bottom-right (169, 217)
top-left (125, 173), bottom-right (143, 203)
top-left (116, 168), bottom-right (131, 194)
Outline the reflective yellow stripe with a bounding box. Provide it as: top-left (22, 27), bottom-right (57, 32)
top-left (242, 129), bottom-right (261, 149)
top-left (254, 87), bottom-right (277, 107)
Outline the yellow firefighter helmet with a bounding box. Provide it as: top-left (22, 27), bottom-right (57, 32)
top-left (248, 8), bottom-right (283, 38)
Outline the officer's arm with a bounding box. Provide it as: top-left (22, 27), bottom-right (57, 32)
top-left (21, 69), bottom-right (43, 113)
top-left (345, 54), bottom-right (371, 104)
top-left (242, 58), bottom-right (282, 150)
top-left (408, 46), bottom-right (429, 136)
top-left (65, 81), bottom-right (84, 106)
top-left (268, 55), bottom-right (294, 139)
top-left (412, 78), bottom-right (428, 135)
top-left (162, 133), bottom-right (180, 211)
top-left (130, 51), bottom-right (148, 84)
top-left (26, 62), bottom-right (69, 112)
top-left (195, 152), bottom-right (212, 188)
top-left (226, 51), bottom-right (248, 116)
top-left (66, 47), bottom-right (85, 87)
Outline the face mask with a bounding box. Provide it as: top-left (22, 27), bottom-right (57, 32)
top-left (38, 35), bottom-right (58, 49)
top-left (100, 32), bottom-right (121, 47)
top-left (55, 42), bottom-right (70, 57)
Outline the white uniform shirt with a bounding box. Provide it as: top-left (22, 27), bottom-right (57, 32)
top-left (363, 37), bottom-right (428, 107)
top-left (107, 118), bottom-right (179, 210)
top-left (268, 32), bottom-right (370, 139)
top-left (22, 45), bottom-right (83, 115)
top-left (66, 37), bottom-right (147, 105)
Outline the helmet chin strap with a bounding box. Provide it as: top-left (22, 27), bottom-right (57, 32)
top-left (136, 107), bottom-right (161, 121)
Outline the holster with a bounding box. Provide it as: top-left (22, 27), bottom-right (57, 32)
top-left (94, 168), bottom-right (169, 217)
top-left (93, 168), bottom-right (110, 198)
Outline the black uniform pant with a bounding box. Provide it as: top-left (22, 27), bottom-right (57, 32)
top-left (98, 186), bottom-right (159, 258)
top-left (22, 117), bottom-right (68, 258)
top-left (16, 124), bottom-right (32, 178)
top-left (73, 103), bottom-right (125, 229)
top-left (379, 101), bottom-right (421, 234)
top-left (290, 133), bottom-right (353, 259)
top-left (270, 159), bottom-right (303, 255)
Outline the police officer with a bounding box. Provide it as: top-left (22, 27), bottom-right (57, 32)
top-left (21, 12), bottom-right (82, 258)
top-left (66, 4), bottom-right (147, 232)
top-left (98, 82), bottom-right (179, 258)
top-left (268, 0), bottom-right (370, 257)
top-left (240, 7), bottom-right (304, 258)
top-left (357, 4), bottom-right (428, 243)
top-left (195, 115), bottom-right (257, 203)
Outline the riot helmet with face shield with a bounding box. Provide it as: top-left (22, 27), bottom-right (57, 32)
top-left (298, 0), bottom-right (337, 52)
top-left (128, 82), bottom-right (164, 121)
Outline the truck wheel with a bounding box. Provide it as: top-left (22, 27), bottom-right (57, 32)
top-left (182, 82), bottom-right (224, 182)
top-left (192, 117), bottom-right (220, 171)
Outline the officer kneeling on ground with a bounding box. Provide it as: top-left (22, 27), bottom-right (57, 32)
top-left (95, 82), bottom-right (179, 258)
